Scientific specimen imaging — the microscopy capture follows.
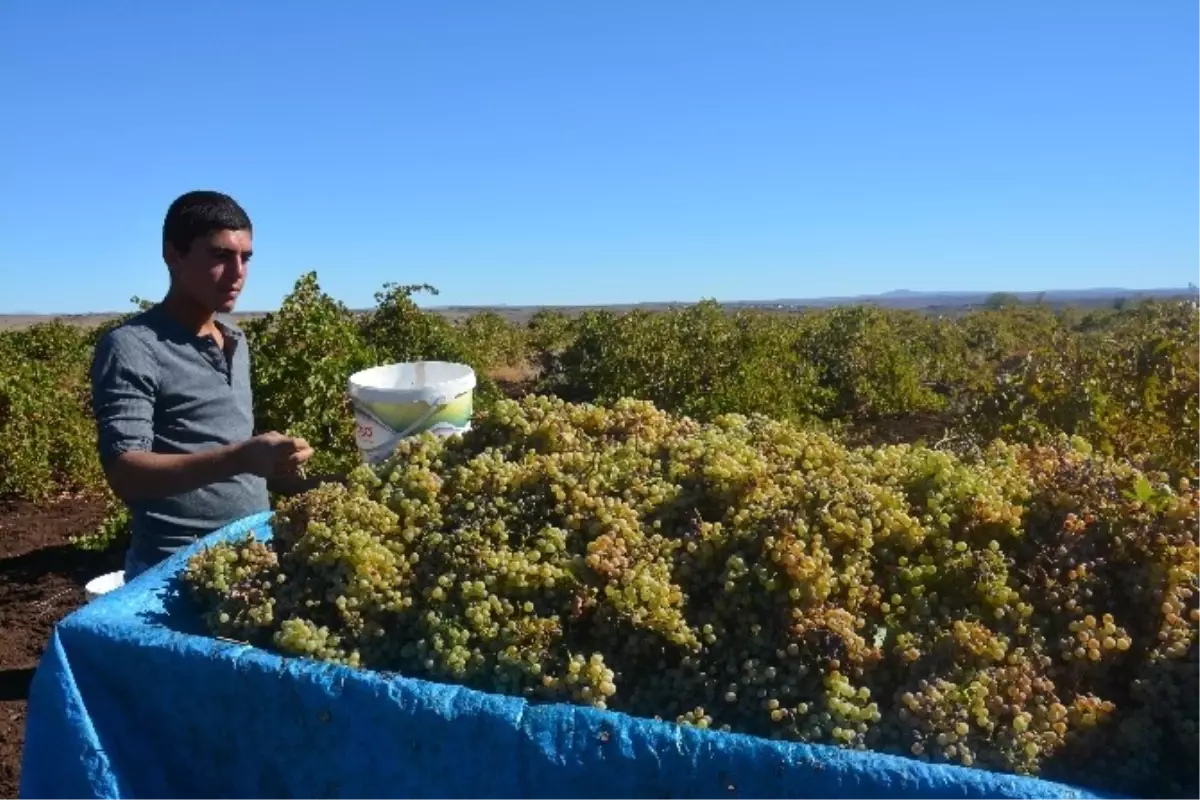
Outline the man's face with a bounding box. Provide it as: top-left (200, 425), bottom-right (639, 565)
top-left (166, 228), bottom-right (252, 313)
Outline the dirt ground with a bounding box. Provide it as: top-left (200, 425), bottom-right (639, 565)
top-left (0, 497), bottom-right (118, 799)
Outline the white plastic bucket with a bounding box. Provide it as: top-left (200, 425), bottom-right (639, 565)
top-left (85, 570), bottom-right (125, 600)
top-left (348, 361), bottom-right (476, 464)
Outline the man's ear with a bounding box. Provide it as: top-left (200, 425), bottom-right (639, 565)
top-left (163, 242), bottom-right (180, 276)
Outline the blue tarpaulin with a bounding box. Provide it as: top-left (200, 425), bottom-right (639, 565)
top-left (21, 512), bottom-right (1107, 799)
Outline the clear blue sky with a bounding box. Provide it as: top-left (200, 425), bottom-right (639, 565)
top-left (0, 1), bottom-right (1196, 314)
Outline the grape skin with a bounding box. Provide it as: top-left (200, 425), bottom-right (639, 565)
top-left (184, 395), bottom-right (1198, 798)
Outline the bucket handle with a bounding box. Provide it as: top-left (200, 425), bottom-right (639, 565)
top-left (394, 393), bottom-right (450, 438)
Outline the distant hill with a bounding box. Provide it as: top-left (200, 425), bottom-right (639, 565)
top-left (429, 286), bottom-right (1198, 320)
top-left (1, 286), bottom-right (1195, 330)
top-left (734, 286), bottom-right (1200, 312)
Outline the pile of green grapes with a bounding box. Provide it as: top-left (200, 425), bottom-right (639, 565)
top-left (183, 396), bottom-right (1198, 797)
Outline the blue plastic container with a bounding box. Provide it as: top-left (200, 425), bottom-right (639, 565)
top-left (20, 512), bottom-right (1108, 799)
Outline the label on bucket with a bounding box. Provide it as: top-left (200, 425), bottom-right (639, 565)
top-left (352, 402), bottom-right (472, 465)
top-left (353, 413), bottom-right (388, 453)
top-left (353, 412), bottom-right (403, 465)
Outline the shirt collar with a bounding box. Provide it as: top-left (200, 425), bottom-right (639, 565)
top-left (146, 303), bottom-right (242, 341)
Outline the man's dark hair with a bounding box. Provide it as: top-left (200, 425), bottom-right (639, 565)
top-left (163, 190), bottom-right (252, 256)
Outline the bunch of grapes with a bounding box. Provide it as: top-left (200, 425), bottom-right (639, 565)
top-left (183, 396), bottom-right (1198, 797)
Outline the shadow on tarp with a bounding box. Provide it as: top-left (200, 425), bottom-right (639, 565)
top-left (20, 511), bottom-right (1116, 800)
top-left (134, 574), bottom-right (205, 635)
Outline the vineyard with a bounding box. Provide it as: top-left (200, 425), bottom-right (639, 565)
top-left (2, 272), bottom-right (1198, 797)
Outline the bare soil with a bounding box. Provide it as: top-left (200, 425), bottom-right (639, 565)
top-left (0, 497), bottom-right (118, 799)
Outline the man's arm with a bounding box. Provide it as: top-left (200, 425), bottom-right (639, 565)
top-left (92, 331), bottom-right (253, 502)
top-left (106, 447), bottom-right (253, 503)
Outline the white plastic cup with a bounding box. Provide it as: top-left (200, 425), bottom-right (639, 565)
top-left (85, 570), bottom-right (126, 601)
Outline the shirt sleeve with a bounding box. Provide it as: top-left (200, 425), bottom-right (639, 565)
top-left (91, 331), bottom-right (157, 465)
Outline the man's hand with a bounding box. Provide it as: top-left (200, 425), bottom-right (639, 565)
top-left (237, 432), bottom-right (314, 480)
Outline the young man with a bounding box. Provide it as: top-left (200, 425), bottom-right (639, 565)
top-left (92, 190), bottom-right (319, 580)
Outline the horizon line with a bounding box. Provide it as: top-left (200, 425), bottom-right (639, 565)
top-left (4, 285), bottom-right (1197, 318)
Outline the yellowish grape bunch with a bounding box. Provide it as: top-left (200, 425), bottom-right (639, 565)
top-left (183, 396), bottom-right (1198, 797)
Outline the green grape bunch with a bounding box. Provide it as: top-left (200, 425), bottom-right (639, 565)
top-left (183, 395), bottom-right (1199, 798)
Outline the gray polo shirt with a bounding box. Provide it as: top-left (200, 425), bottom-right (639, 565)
top-left (90, 304), bottom-right (269, 566)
